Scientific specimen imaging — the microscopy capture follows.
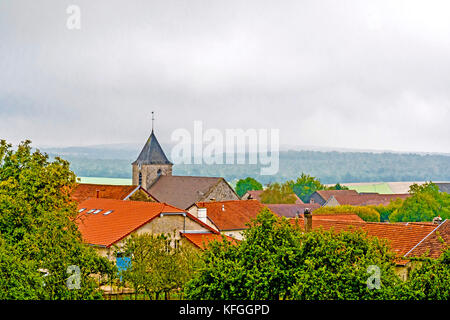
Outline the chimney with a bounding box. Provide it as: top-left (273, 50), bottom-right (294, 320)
top-left (96, 190), bottom-right (100, 198)
top-left (432, 216), bottom-right (443, 225)
top-left (304, 208), bottom-right (312, 232)
top-left (198, 207), bottom-right (207, 224)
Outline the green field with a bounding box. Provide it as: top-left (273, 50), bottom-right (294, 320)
top-left (344, 183), bottom-right (394, 194)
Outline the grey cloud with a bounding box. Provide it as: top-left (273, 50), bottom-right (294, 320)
top-left (0, 0), bottom-right (449, 152)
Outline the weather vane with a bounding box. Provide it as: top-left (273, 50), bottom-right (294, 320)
top-left (151, 111), bottom-right (155, 132)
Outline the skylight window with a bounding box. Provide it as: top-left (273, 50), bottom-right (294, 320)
top-left (103, 210), bottom-right (113, 216)
top-left (87, 209), bottom-right (95, 214)
top-left (78, 208), bottom-right (86, 213)
top-left (93, 209), bottom-right (102, 214)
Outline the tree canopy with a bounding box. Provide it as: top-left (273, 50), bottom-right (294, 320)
top-left (313, 205), bottom-right (381, 222)
top-left (185, 208), bottom-right (401, 299)
top-left (389, 182), bottom-right (450, 222)
top-left (287, 173), bottom-right (325, 203)
top-left (259, 183), bottom-right (298, 204)
top-left (117, 233), bottom-right (200, 300)
top-left (235, 177), bottom-right (263, 197)
top-left (0, 140), bottom-right (114, 299)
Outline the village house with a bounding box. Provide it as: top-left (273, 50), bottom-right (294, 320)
top-left (322, 193), bottom-right (411, 207)
top-left (308, 190), bottom-right (359, 205)
top-left (132, 129), bottom-right (239, 209)
top-left (75, 198), bottom-right (228, 262)
top-left (188, 200), bottom-right (266, 240)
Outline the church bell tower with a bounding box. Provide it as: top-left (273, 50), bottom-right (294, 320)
top-left (132, 112), bottom-right (173, 190)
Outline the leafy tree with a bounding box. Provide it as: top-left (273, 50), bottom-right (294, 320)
top-left (259, 183), bottom-right (298, 204)
top-left (369, 198), bottom-right (404, 222)
top-left (0, 140), bottom-right (114, 299)
top-left (185, 208), bottom-right (302, 299)
top-left (289, 226), bottom-right (401, 300)
top-left (288, 173), bottom-right (325, 203)
top-left (185, 208), bottom-right (400, 299)
top-left (235, 177), bottom-right (263, 198)
top-left (396, 249), bottom-right (450, 300)
top-left (327, 183), bottom-right (349, 190)
top-left (117, 233), bottom-right (200, 300)
top-left (313, 205), bottom-right (381, 222)
top-left (390, 182), bottom-right (450, 222)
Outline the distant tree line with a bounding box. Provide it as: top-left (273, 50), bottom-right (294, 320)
top-left (50, 150), bottom-right (450, 185)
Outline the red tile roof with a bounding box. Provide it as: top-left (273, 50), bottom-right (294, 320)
top-left (196, 200), bottom-right (266, 231)
top-left (76, 198), bottom-right (217, 247)
top-left (182, 233), bottom-right (238, 250)
top-left (246, 190), bottom-right (304, 204)
top-left (71, 184), bottom-right (153, 203)
top-left (405, 220), bottom-right (449, 258)
top-left (315, 190), bottom-right (359, 201)
top-left (290, 218), bottom-right (445, 259)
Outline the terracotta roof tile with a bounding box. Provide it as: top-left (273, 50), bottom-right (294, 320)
top-left (290, 218), bottom-right (441, 258)
top-left (182, 233), bottom-right (238, 250)
top-left (406, 220), bottom-right (449, 258)
top-left (76, 198), bottom-right (216, 247)
top-left (71, 184), bottom-right (142, 203)
top-left (196, 200), bottom-right (266, 231)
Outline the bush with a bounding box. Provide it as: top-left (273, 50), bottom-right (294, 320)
top-left (313, 205), bottom-right (380, 222)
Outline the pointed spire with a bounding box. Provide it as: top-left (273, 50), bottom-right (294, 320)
top-left (133, 118), bottom-right (172, 166)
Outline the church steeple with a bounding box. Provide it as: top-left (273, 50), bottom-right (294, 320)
top-left (132, 131), bottom-right (172, 166)
top-left (132, 113), bottom-right (173, 189)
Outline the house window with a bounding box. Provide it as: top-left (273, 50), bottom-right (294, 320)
top-left (157, 169), bottom-right (162, 177)
top-left (138, 172), bottom-right (142, 185)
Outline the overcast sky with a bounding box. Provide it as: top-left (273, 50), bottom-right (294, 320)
top-left (1, 0), bottom-right (449, 153)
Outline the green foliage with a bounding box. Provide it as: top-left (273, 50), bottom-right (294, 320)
top-left (390, 182), bottom-right (450, 222)
top-left (289, 228), bottom-right (400, 300)
top-left (0, 140), bottom-right (114, 299)
top-left (313, 205), bottom-right (381, 222)
top-left (117, 233), bottom-right (200, 300)
top-left (396, 249), bottom-right (450, 300)
top-left (327, 183), bottom-right (349, 190)
top-left (287, 173), bottom-right (325, 203)
top-left (235, 177), bottom-right (263, 197)
top-left (185, 208), bottom-right (400, 299)
top-left (259, 183), bottom-right (298, 204)
top-left (369, 198), bottom-right (404, 222)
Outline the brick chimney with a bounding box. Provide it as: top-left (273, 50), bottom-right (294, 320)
top-left (304, 208), bottom-right (312, 232)
top-left (96, 190), bottom-right (100, 198)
